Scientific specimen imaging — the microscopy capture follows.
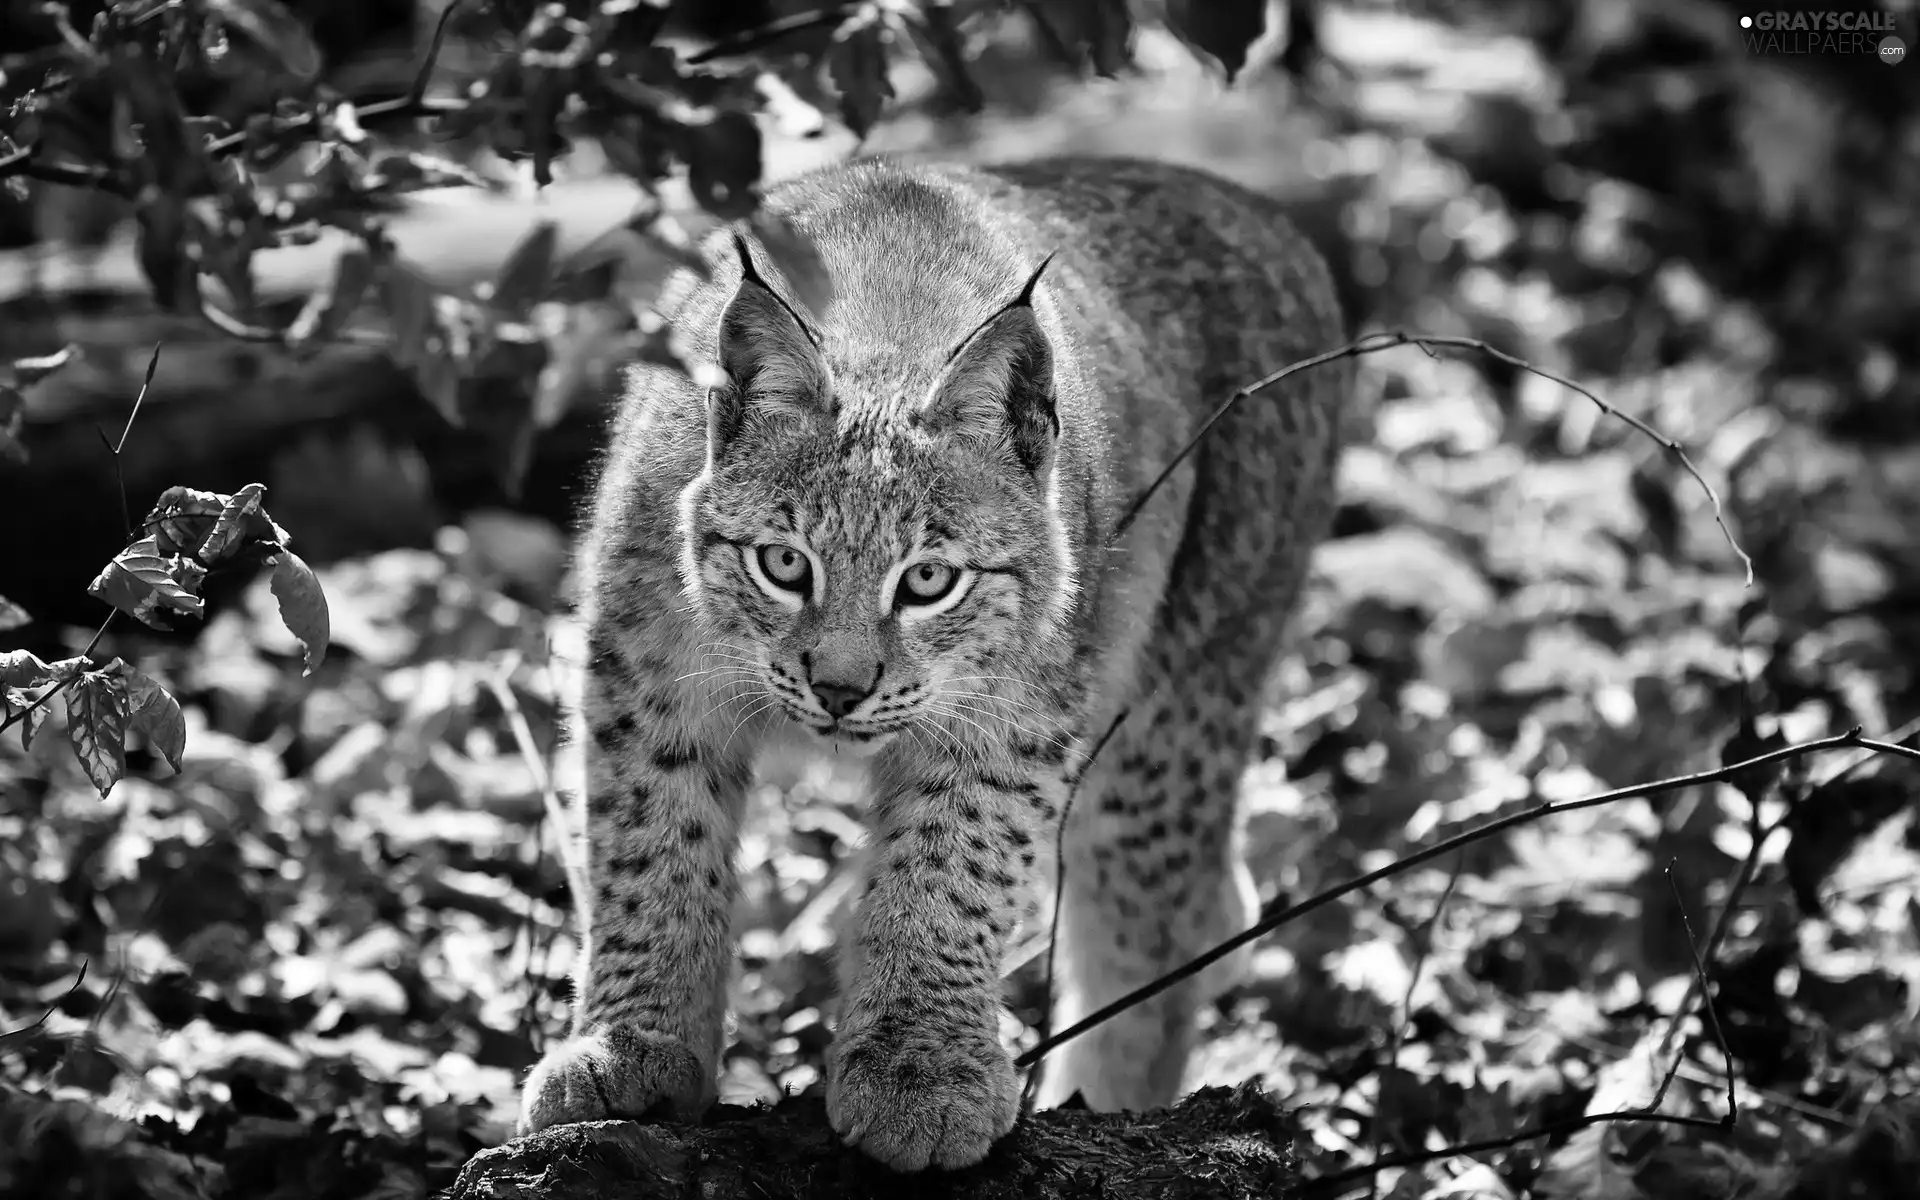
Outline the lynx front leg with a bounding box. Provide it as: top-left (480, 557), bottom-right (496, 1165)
top-left (826, 751), bottom-right (1061, 1171)
top-left (518, 629), bottom-right (755, 1134)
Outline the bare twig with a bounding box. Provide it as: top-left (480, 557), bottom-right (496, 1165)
top-left (1013, 729), bottom-right (1920, 1069)
top-left (1560, 1029), bottom-right (1850, 1130)
top-left (411, 0), bottom-right (466, 105)
top-left (202, 93), bottom-right (469, 163)
top-left (1300, 1106), bottom-right (1728, 1195)
top-left (1811, 712), bottom-right (1920, 789)
top-left (0, 139), bottom-right (132, 196)
top-left (1368, 860), bottom-right (1461, 1199)
top-left (484, 656), bottom-right (578, 1055)
top-left (0, 613), bottom-right (117, 741)
top-left (1020, 704), bottom-right (1132, 1114)
top-left (0, 343), bottom-right (158, 740)
top-left (1665, 864), bottom-right (1739, 1123)
top-left (115, 344), bottom-right (162, 458)
top-left (683, 5), bottom-right (856, 65)
top-left (0, 961), bottom-right (87, 1049)
top-left (1112, 331), bottom-right (1756, 588)
top-left (94, 343), bottom-right (163, 538)
top-left (199, 297), bottom-right (390, 349)
top-left (1654, 815), bottom-right (1777, 1068)
top-left (484, 660), bottom-right (580, 892)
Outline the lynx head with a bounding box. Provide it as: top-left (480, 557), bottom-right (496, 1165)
top-left (676, 234), bottom-right (1074, 752)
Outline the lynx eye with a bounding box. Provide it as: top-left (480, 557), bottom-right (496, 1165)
top-left (896, 561), bottom-right (958, 607)
top-left (755, 544), bottom-right (812, 594)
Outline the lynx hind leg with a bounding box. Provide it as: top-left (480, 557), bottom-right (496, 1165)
top-left (1033, 683), bottom-right (1262, 1112)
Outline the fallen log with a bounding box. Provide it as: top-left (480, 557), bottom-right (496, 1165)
top-left (444, 1086), bottom-right (1305, 1200)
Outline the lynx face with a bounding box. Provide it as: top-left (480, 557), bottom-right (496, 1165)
top-left (671, 238), bottom-right (1071, 751)
top-left (683, 402), bottom-right (1058, 751)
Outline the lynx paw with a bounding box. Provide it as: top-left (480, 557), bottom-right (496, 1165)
top-left (826, 1018), bottom-right (1019, 1172)
top-left (517, 1026), bottom-right (710, 1135)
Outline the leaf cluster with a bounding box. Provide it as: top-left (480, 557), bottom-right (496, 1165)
top-left (0, 0), bottom-right (1282, 470)
top-left (2, 476), bottom-right (329, 797)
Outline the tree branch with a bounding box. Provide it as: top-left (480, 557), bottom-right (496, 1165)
top-left (1112, 330), bottom-right (1757, 588)
top-left (1014, 729), bottom-right (1920, 1070)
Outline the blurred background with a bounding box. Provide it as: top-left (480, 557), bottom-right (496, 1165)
top-left (5, 0), bottom-right (1918, 623)
top-left (4, 2), bottom-right (1920, 1197)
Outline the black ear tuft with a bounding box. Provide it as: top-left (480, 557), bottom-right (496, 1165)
top-left (709, 232), bottom-right (831, 460)
top-left (1013, 250), bottom-right (1054, 307)
top-left (731, 232), bottom-right (821, 347)
top-left (922, 253), bottom-right (1061, 474)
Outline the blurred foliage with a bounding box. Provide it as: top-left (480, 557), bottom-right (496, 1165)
top-left (0, 0), bottom-right (1305, 496)
top-left (5, 0), bottom-right (1920, 1198)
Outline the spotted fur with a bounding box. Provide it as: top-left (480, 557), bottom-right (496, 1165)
top-left (517, 156), bottom-right (1348, 1170)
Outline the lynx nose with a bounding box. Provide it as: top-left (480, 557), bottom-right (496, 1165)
top-left (811, 681), bottom-right (872, 719)
top-left (803, 652), bottom-right (881, 719)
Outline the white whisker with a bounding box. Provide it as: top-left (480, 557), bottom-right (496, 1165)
top-left (938, 690), bottom-right (1057, 736)
top-left (677, 664), bottom-right (760, 684)
top-left (722, 695), bottom-right (782, 754)
top-left (695, 676), bottom-right (766, 724)
top-left (925, 699), bottom-right (1003, 750)
top-left (915, 710), bottom-right (980, 764)
top-left (910, 712), bottom-right (965, 759)
top-left (936, 692), bottom-right (1056, 745)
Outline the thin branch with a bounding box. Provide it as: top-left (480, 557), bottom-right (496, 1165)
top-left (1559, 1029), bottom-right (1851, 1131)
top-left (91, 340), bottom-right (160, 538)
top-left (1020, 704), bottom-right (1131, 1114)
top-left (116, 344), bottom-right (162, 457)
top-left (484, 661), bottom-right (579, 890)
top-left (1811, 711), bottom-right (1920, 789)
top-left (411, 0), bottom-right (466, 106)
top-left (201, 93), bottom-right (468, 163)
top-left (0, 341), bottom-right (153, 740)
top-left (1110, 331), bottom-right (1756, 589)
top-left (0, 140), bottom-right (133, 197)
top-left (1014, 728), bottom-right (1920, 1069)
top-left (95, 343), bottom-right (163, 539)
top-left (1300, 1106), bottom-right (1729, 1195)
top-left (0, 961), bottom-right (87, 1048)
top-left (683, 6), bottom-right (855, 65)
top-left (1368, 860), bottom-right (1461, 1199)
top-left (1665, 864), bottom-right (1738, 1124)
top-left (0, 91), bottom-right (465, 194)
top-left (1654, 813), bottom-right (1778, 1068)
top-left (484, 656), bottom-right (579, 1056)
top-left (199, 297), bottom-right (390, 349)
top-left (0, 613), bottom-right (116, 737)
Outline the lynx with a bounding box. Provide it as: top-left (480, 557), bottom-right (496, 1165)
top-left (518, 155), bottom-right (1348, 1171)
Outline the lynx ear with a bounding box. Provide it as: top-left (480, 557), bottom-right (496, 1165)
top-left (920, 254), bottom-right (1059, 475)
top-left (709, 233), bottom-right (829, 459)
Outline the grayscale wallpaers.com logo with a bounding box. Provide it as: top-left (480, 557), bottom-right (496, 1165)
top-left (1739, 10), bottom-right (1906, 62)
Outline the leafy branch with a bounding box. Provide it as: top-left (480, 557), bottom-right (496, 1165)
top-left (1, 0), bottom-right (1281, 487)
top-left (0, 348), bottom-right (332, 797)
